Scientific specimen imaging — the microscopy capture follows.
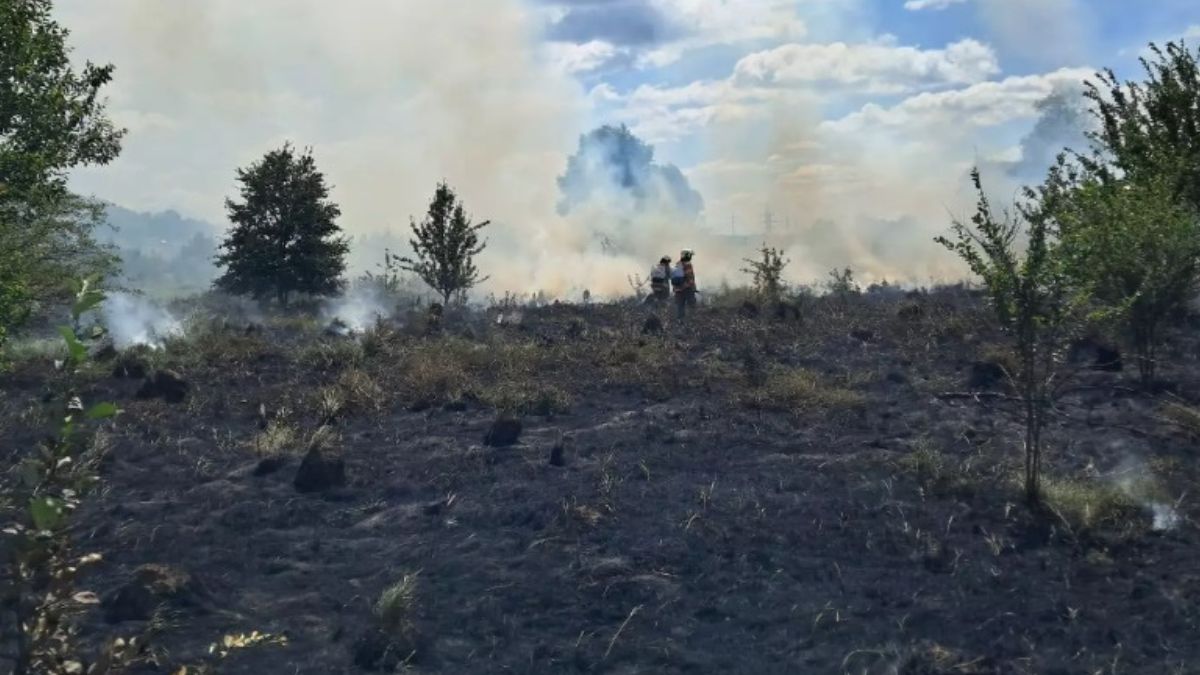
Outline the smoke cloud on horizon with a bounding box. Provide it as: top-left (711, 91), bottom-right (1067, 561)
top-left (56, 0), bottom-right (1122, 300)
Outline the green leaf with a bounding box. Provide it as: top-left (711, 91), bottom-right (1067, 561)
top-left (86, 401), bottom-right (120, 420)
top-left (57, 325), bottom-right (87, 364)
top-left (30, 495), bottom-right (66, 531)
top-left (72, 289), bottom-right (105, 320)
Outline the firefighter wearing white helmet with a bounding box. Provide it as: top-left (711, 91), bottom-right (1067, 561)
top-left (670, 249), bottom-right (697, 320)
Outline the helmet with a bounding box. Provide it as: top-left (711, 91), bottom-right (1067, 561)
top-left (680, 248), bottom-right (694, 261)
top-left (660, 255), bottom-right (672, 264)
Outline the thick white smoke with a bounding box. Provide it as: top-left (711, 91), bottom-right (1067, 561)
top-left (100, 292), bottom-right (184, 350)
top-left (57, 0), bottom-right (1109, 299)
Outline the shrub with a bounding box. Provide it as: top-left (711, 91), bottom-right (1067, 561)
top-left (741, 245), bottom-right (790, 301)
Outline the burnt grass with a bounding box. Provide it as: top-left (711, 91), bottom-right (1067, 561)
top-left (4, 286), bottom-right (1200, 674)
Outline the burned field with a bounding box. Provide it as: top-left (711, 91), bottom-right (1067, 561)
top-left (3, 287), bottom-right (1200, 674)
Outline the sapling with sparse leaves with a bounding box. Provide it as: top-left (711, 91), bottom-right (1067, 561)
top-left (936, 169), bottom-right (1090, 505)
top-left (400, 182), bottom-right (490, 306)
top-left (1, 278), bottom-right (137, 674)
top-left (741, 245), bottom-right (790, 302)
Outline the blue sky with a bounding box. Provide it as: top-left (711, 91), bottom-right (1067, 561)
top-left (58, 0), bottom-right (1200, 288)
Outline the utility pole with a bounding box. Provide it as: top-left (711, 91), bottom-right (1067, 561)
top-left (762, 208), bottom-right (775, 238)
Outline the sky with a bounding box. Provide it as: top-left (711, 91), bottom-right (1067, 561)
top-left (57, 0), bottom-right (1200, 293)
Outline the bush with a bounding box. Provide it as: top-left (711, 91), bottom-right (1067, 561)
top-left (741, 245), bottom-right (790, 301)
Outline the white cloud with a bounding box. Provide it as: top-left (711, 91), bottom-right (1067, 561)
top-left (541, 40), bottom-right (621, 74)
top-left (636, 0), bottom-right (807, 68)
top-left (733, 38), bottom-right (999, 94)
top-left (611, 38), bottom-right (1006, 144)
top-left (821, 67), bottom-right (1095, 135)
top-left (904, 0), bottom-right (969, 10)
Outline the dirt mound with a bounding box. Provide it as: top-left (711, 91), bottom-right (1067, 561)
top-left (483, 417), bottom-right (522, 447)
top-left (293, 446), bottom-right (346, 492)
top-left (135, 369), bottom-right (190, 403)
top-left (103, 564), bottom-right (207, 624)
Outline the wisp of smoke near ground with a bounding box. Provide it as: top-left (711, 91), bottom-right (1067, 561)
top-left (100, 292), bottom-right (184, 350)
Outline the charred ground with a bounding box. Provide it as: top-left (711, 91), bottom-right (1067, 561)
top-left (2, 287), bottom-right (1199, 674)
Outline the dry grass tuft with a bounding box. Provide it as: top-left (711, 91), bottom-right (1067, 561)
top-left (1041, 478), bottom-right (1143, 533)
top-left (480, 381), bottom-right (572, 416)
top-left (250, 421), bottom-right (300, 457)
top-left (336, 369), bottom-right (386, 413)
top-left (736, 368), bottom-right (865, 413)
top-left (1161, 401), bottom-right (1200, 439)
top-left (375, 573), bottom-right (420, 635)
top-left (298, 340), bottom-right (365, 372)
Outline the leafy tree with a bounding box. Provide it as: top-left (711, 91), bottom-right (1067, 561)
top-left (215, 144), bottom-right (349, 307)
top-left (0, 0), bottom-right (124, 349)
top-left (0, 0), bottom-right (123, 200)
top-left (740, 245), bottom-right (790, 301)
top-left (937, 169), bottom-right (1089, 505)
top-left (1053, 41), bottom-right (1200, 386)
top-left (1084, 41), bottom-right (1200, 212)
top-left (400, 182), bottom-right (490, 305)
top-left (1047, 159), bottom-right (1200, 385)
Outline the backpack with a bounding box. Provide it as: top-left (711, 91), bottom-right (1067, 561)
top-left (670, 264), bottom-right (686, 288)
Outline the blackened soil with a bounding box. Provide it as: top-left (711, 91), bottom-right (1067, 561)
top-left (3, 288), bottom-right (1200, 674)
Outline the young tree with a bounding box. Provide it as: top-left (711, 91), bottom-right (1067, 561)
top-left (740, 245), bottom-right (790, 301)
top-left (0, 0), bottom-right (125, 350)
top-left (1048, 160), bottom-right (1200, 385)
top-left (216, 144), bottom-right (348, 307)
top-left (937, 169), bottom-right (1089, 505)
top-left (400, 182), bottom-right (490, 305)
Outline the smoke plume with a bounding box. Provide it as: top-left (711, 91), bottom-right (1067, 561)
top-left (320, 285), bottom-right (393, 335)
top-left (1110, 455), bottom-right (1181, 533)
top-left (100, 292), bottom-right (184, 350)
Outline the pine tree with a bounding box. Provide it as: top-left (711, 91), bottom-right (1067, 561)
top-left (215, 144), bottom-right (348, 306)
top-left (400, 182), bottom-right (490, 305)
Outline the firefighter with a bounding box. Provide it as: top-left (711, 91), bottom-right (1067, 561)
top-left (671, 249), bottom-right (697, 319)
top-left (649, 255), bottom-right (672, 302)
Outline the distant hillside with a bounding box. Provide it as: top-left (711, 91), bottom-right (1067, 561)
top-left (101, 204), bottom-right (223, 258)
top-left (99, 204), bottom-right (414, 295)
top-left (100, 204), bottom-right (223, 294)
